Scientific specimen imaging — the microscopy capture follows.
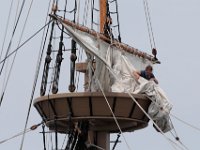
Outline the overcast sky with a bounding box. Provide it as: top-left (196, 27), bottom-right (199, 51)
top-left (0, 0), bottom-right (200, 150)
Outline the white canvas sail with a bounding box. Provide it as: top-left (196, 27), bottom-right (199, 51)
top-left (58, 18), bottom-right (173, 133)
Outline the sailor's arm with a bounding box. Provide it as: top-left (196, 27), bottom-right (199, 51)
top-left (151, 78), bottom-right (159, 84)
top-left (133, 71), bottom-right (140, 80)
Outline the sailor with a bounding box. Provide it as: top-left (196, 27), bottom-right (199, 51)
top-left (133, 65), bottom-right (158, 84)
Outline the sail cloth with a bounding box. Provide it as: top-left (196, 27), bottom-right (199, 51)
top-left (59, 19), bottom-right (173, 133)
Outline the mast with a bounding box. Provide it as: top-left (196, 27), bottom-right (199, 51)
top-left (33, 1), bottom-right (156, 149)
top-left (87, 1), bottom-right (110, 149)
top-left (100, 0), bottom-right (107, 33)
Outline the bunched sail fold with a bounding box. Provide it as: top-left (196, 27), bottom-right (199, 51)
top-left (55, 15), bottom-right (173, 133)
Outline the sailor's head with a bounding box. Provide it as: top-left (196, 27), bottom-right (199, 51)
top-left (145, 65), bottom-right (153, 75)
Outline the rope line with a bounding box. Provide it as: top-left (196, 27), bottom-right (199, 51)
top-left (145, 96), bottom-right (192, 150)
top-left (75, 0), bottom-right (89, 91)
top-left (13, 0), bottom-right (21, 28)
top-left (143, 0), bottom-right (156, 49)
top-left (81, 38), bottom-right (186, 149)
top-left (0, 0), bottom-right (34, 107)
top-left (0, 0), bottom-right (14, 61)
top-left (171, 114), bottom-right (200, 132)
top-left (88, 144), bottom-right (105, 150)
top-left (145, 0), bottom-right (156, 48)
top-left (97, 79), bottom-right (132, 150)
top-left (0, 0), bottom-right (28, 76)
top-left (94, 62), bottom-right (132, 150)
top-left (61, 14), bottom-right (188, 148)
top-left (120, 63), bottom-right (189, 150)
top-left (143, 0), bottom-right (153, 49)
top-left (0, 122), bottom-right (42, 145)
top-left (0, 21), bottom-right (52, 66)
top-left (0, 21), bottom-right (51, 108)
top-left (19, 2), bottom-right (53, 147)
top-left (19, 23), bottom-right (51, 149)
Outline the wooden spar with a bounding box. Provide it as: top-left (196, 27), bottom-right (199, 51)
top-left (50, 14), bottom-right (155, 62)
top-left (100, 0), bottom-right (107, 33)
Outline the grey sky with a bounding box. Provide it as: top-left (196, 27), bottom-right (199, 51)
top-left (0, 0), bottom-right (200, 150)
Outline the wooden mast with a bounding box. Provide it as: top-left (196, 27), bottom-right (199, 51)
top-left (89, 1), bottom-right (110, 149)
top-left (100, 0), bottom-right (107, 33)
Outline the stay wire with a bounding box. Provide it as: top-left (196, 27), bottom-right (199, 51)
top-left (75, 0), bottom-right (89, 90)
top-left (169, 119), bottom-right (190, 150)
top-left (0, 0), bottom-right (28, 76)
top-left (170, 114), bottom-right (200, 132)
top-left (112, 133), bottom-right (121, 150)
top-left (143, 0), bottom-right (153, 49)
top-left (169, 131), bottom-right (189, 150)
top-left (19, 21), bottom-right (52, 150)
top-left (88, 144), bottom-right (105, 150)
top-left (13, 0), bottom-right (21, 27)
top-left (0, 122), bottom-right (42, 145)
top-left (0, 21), bottom-right (52, 66)
top-left (93, 44), bottom-right (180, 150)
top-left (146, 95), bottom-right (191, 150)
top-left (0, 0), bottom-right (34, 107)
top-left (0, 22), bottom-right (52, 107)
top-left (19, 2), bottom-right (53, 148)
top-left (58, 17), bottom-right (185, 149)
top-left (91, 57), bottom-right (131, 150)
top-left (145, 0), bottom-right (156, 49)
top-left (111, 74), bottom-right (185, 150)
top-left (84, 42), bottom-right (184, 150)
top-left (42, 124), bottom-right (47, 150)
top-left (97, 78), bottom-right (132, 150)
top-left (0, 0), bottom-right (14, 61)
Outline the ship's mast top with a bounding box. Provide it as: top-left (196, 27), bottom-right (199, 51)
top-left (100, 0), bottom-right (107, 33)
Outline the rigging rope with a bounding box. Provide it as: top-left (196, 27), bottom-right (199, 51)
top-left (57, 14), bottom-right (188, 149)
top-left (42, 124), bottom-right (47, 150)
top-left (88, 144), bottom-right (105, 150)
top-left (169, 130), bottom-right (189, 150)
top-left (96, 67), bottom-right (181, 150)
top-left (143, 0), bottom-right (156, 50)
top-left (0, 122), bottom-right (42, 145)
top-left (0, 21), bottom-right (51, 65)
top-left (108, 0), bottom-right (121, 42)
top-left (0, 0), bottom-right (28, 76)
top-left (0, 21), bottom-right (52, 107)
top-left (112, 133), bottom-right (121, 150)
top-left (82, 36), bottom-right (186, 149)
top-left (119, 63), bottom-right (188, 150)
top-left (75, 0), bottom-right (89, 91)
top-left (0, 0), bottom-right (34, 107)
top-left (0, 0), bottom-right (14, 61)
top-left (13, 0), bottom-right (21, 28)
top-left (19, 0), bottom-right (53, 148)
top-left (94, 66), bottom-right (132, 150)
top-left (145, 96), bottom-right (191, 150)
top-left (171, 114), bottom-right (200, 132)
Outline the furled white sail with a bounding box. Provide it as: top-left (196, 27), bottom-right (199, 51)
top-left (60, 19), bottom-right (173, 133)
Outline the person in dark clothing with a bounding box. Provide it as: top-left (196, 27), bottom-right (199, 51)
top-left (133, 65), bottom-right (158, 84)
